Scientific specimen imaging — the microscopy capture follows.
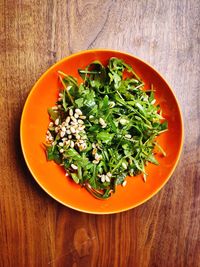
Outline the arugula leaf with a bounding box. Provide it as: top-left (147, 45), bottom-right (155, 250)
top-left (96, 132), bottom-right (114, 144)
top-left (48, 108), bottom-right (59, 121)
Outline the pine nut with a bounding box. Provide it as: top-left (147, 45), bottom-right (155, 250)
top-left (55, 118), bottom-right (59, 126)
top-left (71, 163), bottom-right (78, 170)
top-left (75, 108), bottom-right (82, 115)
top-left (122, 180), bottom-right (127, 187)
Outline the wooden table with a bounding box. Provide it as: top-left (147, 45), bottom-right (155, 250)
top-left (1, 1), bottom-right (199, 266)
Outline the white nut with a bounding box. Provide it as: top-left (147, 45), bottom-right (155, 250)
top-left (55, 118), bottom-right (59, 126)
top-left (79, 115), bottom-right (86, 119)
top-left (60, 131), bottom-right (65, 138)
top-left (78, 119), bottom-right (84, 124)
top-left (70, 121), bottom-right (78, 126)
top-left (101, 175), bottom-right (106, 183)
top-left (92, 143), bottom-right (96, 148)
top-left (76, 134), bottom-right (81, 140)
top-left (74, 113), bottom-right (79, 119)
top-left (79, 125), bottom-right (85, 131)
top-left (120, 118), bottom-right (128, 125)
top-left (99, 118), bottom-right (106, 126)
top-left (109, 101), bottom-right (115, 108)
top-left (71, 116), bottom-right (77, 122)
top-left (65, 116), bottom-right (70, 124)
top-left (69, 109), bottom-right (73, 116)
top-left (71, 163), bottom-right (78, 170)
top-left (70, 140), bottom-right (74, 148)
top-left (105, 176), bottom-right (110, 182)
top-left (75, 108), bottom-right (82, 115)
top-left (70, 127), bottom-right (76, 134)
top-left (122, 180), bottom-right (127, 187)
top-left (122, 162), bottom-right (127, 169)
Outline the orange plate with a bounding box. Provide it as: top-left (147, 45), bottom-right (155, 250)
top-left (20, 49), bottom-right (183, 214)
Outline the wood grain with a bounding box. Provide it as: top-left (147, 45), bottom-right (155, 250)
top-left (0, 0), bottom-right (199, 266)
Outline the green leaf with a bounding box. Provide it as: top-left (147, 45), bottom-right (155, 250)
top-left (47, 108), bottom-right (59, 121)
top-left (46, 146), bottom-right (62, 164)
top-left (71, 173), bottom-right (79, 184)
top-left (147, 154), bottom-right (159, 165)
top-left (75, 98), bottom-right (84, 108)
top-left (96, 132), bottom-right (114, 144)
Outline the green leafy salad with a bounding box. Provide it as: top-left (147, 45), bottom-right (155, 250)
top-left (45, 57), bottom-right (168, 199)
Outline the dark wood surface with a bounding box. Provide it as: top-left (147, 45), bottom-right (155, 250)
top-left (1, 1), bottom-right (199, 266)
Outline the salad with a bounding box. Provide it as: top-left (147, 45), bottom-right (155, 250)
top-left (45, 57), bottom-right (168, 199)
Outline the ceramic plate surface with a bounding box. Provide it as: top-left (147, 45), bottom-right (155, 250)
top-left (20, 49), bottom-right (183, 214)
